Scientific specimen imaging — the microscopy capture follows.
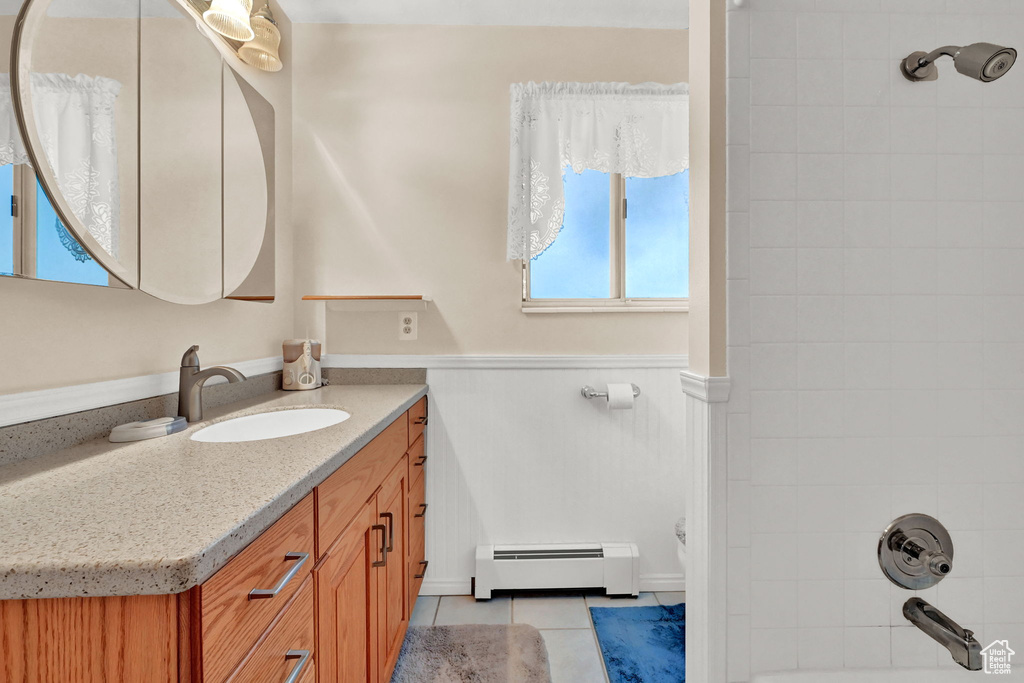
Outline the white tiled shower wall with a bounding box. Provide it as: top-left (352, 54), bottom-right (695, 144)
top-left (726, 0), bottom-right (1024, 679)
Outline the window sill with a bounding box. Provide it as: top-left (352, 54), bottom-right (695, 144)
top-left (522, 301), bottom-right (689, 314)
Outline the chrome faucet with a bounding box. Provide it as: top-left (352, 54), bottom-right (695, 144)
top-left (178, 345), bottom-right (246, 422)
top-left (903, 597), bottom-right (982, 670)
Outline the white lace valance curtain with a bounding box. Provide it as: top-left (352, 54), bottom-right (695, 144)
top-left (506, 81), bottom-right (689, 261)
top-left (0, 72), bottom-right (122, 257)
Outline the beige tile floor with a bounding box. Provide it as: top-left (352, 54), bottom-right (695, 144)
top-left (409, 592), bottom-right (686, 683)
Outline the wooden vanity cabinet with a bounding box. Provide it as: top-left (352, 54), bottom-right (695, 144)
top-left (224, 576), bottom-right (315, 683)
top-left (375, 456), bottom-right (409, 679)
top-left (0, 594), bottom-right (179, 683)
top-left (408, 447), bottom-right (427, 605)
top-left (408, 397), bottom-right (427, 446)
top-left (198, 495), bottom-right (316, 683)
top-left (315, 453), bottom-right (412, 682)
top-left (0, 397), bottom-right (427, 683)
top-left (315, 498), bottom-right (377, 683)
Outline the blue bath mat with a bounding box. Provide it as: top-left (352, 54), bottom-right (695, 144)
top-left (590, 603), bottom-right (685, 683)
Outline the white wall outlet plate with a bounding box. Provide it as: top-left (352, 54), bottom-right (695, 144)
top-left (399, 311), bottom-right (418, 341)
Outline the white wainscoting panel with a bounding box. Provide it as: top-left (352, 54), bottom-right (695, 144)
top-left (419, 364), bottom-right (687, 595)
top-left (681, 372), bottom-right (730, 683)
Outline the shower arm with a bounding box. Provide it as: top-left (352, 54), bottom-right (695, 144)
top-left (912, 45), bottom-right (960, 71)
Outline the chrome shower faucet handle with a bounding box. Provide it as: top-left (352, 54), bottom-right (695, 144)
top-left (878, 513), bottom-right (954, 590)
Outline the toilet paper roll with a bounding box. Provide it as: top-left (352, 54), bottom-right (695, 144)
top-left (606, 383), bottom-right (635, 410)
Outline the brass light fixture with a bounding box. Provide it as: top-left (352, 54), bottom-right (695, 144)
top-left (203, 0), bottom-right (255, 42)
top-left (238, 5), bottom-right (283, 72)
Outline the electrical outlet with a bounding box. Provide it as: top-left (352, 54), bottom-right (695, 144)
top-left (399, 312), bottom-right (418, 341)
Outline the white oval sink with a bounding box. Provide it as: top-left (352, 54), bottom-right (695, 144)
top-left (191, 408), bottom-right (351, 443)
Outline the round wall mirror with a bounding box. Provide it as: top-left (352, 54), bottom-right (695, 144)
top-left (8, 0), bottom-right (275, 304)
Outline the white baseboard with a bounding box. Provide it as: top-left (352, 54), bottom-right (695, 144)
top-left (639, 573), bottom-right (686, 592)
top-left (417, 576), bottom-right (685, 596)
top-left (0, 356), bottom-right (283, 428)
top-left (323, 354), bottom-right (688, 370)
top-left (419, 579), bottom-right (474, 596)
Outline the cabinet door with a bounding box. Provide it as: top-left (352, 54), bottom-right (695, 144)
top-left (315, 498), bottom-right (380, 683)
top-left (375, 457), bottom-right (409, 682)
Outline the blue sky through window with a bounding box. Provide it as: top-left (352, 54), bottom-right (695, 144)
top-left (626, 171), bottom-right (689, 298)
top-left (529, 168), bottom-right (689, 300)
top-left (530, 168), bottom-right (610, 299)
top-left (35, 179), bottom-right (108, 286)
top-left (0, 167), bottom-right (107, 285)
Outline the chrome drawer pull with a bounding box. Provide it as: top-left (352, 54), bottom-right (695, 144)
top-left (414, 503), bottom-right (428, 518)
top-left (414, 416), bottom-right (428, 425)
top-left (248, 552), bottom-right (309, 600)
top-left (413, 454), bottom-right (428, 467)
top-left (284, 649), bottom-right (310, 683)
top-left (380, 512), bottom-right (394, 552)
top-left (414, 560), bottom-right (429, 579)
top-left (372, 524), bottom-right (388, 567)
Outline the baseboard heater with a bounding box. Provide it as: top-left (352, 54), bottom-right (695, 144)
top-left (474, 543), bottom-right (640, 599)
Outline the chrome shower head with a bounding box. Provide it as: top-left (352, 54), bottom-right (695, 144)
top-left (901, 42), bottom-right (1016, 82)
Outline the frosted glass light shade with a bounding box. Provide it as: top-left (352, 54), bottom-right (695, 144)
top-left (203, 0), bottom-right (254, 42)
top-left (238, 6), bottom-right (283, 72)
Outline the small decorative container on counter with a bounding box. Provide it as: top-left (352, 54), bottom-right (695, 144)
top-left (283, 339), bottom-right (322, 391)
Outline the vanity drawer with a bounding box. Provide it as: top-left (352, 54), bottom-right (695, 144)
top-left (408, 396), bottom-right (428, 446)
top-left (318, 416), bottom-right (408, 554)
top-left (201, 494), bottom-right (315, 683)
top-left (407, 434), bottom-right (426, 490)
top-left (225, 575), bottom-right (315, 683)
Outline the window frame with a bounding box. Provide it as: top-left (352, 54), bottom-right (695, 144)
top-left (7, 164), bottom-right (39, 279)
top-left (5, 164), bottom-right (114, 286)
top-left (521, 172), bottom-right (689, 313)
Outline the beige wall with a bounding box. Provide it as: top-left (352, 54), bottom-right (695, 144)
top-left (687, 0), bottom-right (727, 378)
top-left (0, 2), bottom-right (295, 395)
top-left (293, 24), bottom-right (689, 356)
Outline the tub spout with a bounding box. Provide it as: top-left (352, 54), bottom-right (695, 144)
top-left (903, 597), bottom-right (982, 670)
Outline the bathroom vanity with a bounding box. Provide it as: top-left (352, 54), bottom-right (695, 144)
top-left (0, 385), bottom-right (428, 683)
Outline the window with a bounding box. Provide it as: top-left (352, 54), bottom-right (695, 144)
top-left (524, 168), bottom-right (689, 310)
top-left (506, 81), bottom-right (689, 310)
top-left (0, 165), bottom-right (109, 286)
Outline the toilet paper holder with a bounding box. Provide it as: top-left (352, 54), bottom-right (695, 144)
top-left (580, 384), bottom-right (641, 400)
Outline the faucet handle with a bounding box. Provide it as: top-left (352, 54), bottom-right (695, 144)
top-left (964, 629), bottom-right (975, 642)
top-left (879, 514), bottom-right (954, 590)
top-left (181, 345), bottom-right (200, 368)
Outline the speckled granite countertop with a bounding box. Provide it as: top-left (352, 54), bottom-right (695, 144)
top-left (0, 384), bottom-right (427, 600)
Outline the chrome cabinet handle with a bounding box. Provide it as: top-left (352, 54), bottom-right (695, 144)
top-left (413, 454), bottom-right (428, 467)
top-left (372, 524), bottom-right (387, 567)
top-left (414, 416), bottom-right (428, 425)
top-left (414, 503), bottom-right (428, 518)
top-left (380, 512), bottom-right (394, 552)
top-left (283, 649), bottom-right (310, 683)
top-left (414, 560), bottom-right (429, 579)
top-left (248, 552), bottom-right (309, 600)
